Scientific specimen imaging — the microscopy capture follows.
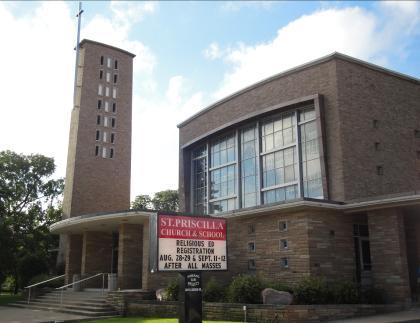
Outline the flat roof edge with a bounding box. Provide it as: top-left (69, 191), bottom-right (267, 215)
top-left (80, 39), bottom-right (136, 58)
top-left (177, 52), bottom-right (419, 128)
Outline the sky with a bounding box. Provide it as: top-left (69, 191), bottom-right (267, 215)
top-left (0, 1), bottom-right (419, 200)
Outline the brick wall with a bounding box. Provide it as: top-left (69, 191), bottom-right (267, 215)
top-left (335, 58), bottom-right (420, 202)
top-left (64, 234), bottom-right (82, 285)
top-left (307, 211), bottom-right (355, 282)
top-left (63, 40), bottom-right (133, 219)
top-left (118, 224), bottom-right (143, 289)
top-left (368, 208), bottom-right (411, 303)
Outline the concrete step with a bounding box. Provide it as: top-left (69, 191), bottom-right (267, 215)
top-left (8, 302), bottom-right (119, 317)
top-left (38, 294), bottom-right (107, 303)
top-left (22, 300), bottom-right (112, 311)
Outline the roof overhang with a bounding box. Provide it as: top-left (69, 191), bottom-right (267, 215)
top-left (50, 210), bottom-right (154, 234)
top-left (50, 194), bottom-right (420, 234)
top-left (221, 193), bottom-right (420, 219)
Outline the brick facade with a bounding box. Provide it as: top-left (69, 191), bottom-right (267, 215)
top-left (64, 234), bottom-right (82, 285)
top-left (81, 231), bottom-right (113, 276)
top-left (175, 53), bottom-right (420, 303)
top-left (118, 224), bottom-right (143, 289)
top-left (55, 52), bottom-right (420, 305)
top-left (368, 209), bottom-right (411, 303)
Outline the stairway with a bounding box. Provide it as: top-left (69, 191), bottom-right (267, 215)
top-left (9, 289), bottom-right (119, 318)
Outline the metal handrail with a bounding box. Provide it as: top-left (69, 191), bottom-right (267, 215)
top-left (25, 274), bottom-right (65, 304)
top-left (55, 272), bottom-right (107, 306)
top-left (55, 272), bottom-right (104, 290)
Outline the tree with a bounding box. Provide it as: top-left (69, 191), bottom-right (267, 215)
top-left (131, 194), bottom-right (152, 210)
top-left (131, 189), bottom-right (179, 212)
top-left (0, 150), bottom-right (63, 293)
top-left (152, 190), bottom-right (179, 212)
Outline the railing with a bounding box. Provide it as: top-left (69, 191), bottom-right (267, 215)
top-left (55, 273), bottom-right (106, 306)
top-left (24, 274), bottom-right (65, 304)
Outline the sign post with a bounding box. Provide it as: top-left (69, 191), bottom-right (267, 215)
top-left (156, 213), bottom-right (227, 323)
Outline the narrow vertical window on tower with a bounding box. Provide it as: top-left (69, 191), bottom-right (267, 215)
top-left (106, 72), bottom-right (111, 83)
top-left (104, 116), bottom-right (109, 127)
top-left (105, 86), bottom-right (110, 97)
top-left (97, 100), bottom-right (102, 109)
top-left (95, 145), bottom-right (99, 156)
top-left (113, 74), bottom-right (118, 84)
top-left (107, 57), bottom-right (112, 68)
top-left (111, 133), bottom-right (115, 144)
top-left (96, 130), bottom-right (100, 141)
top-left (110, 148), bottom-right (114, 159)
top-left (98, 84), bottom-right (103, 95)
top-left (112, 88), bottom-right (117, 99)
top-left (104, 101), bottom-right (109, 112)
top-left (102, 147), bottom-right (107, 158)
top-left (100, 56), bottom-right (104, 65)
top-left (99, 70), bottom-right (103, 79)
top-left (114, 60), bottom-right (118, 69)
top-left (96, 115), bottom-right (101, 125)
top-left (112, 103), bottom-right (117, 113)
top-left (103, 131), bottom-right (107, 143)
top-left (111, 118), bottom-right (116, 128)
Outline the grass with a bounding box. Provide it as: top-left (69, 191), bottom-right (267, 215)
top-left (0, 293), bottom-right (23, 306)
top-left (87, 318), bottom-right (241, 323)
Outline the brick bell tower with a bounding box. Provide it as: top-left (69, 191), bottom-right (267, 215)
top-left (58, 39), bottom-right (135, 282)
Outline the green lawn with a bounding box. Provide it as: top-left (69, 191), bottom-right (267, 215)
top-left (0, 293), bottom-right (23, 306)
top-left (87, 318), bottom-right (241, 323)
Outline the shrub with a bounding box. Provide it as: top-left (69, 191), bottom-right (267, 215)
top-left (330, 281), bottom-right (359, 304)
top-left (294, 276), bottom-right (330, 304)
top-left (17, 254), bottom-right (49, 288)
top-left (227, 274), bottom-right (263, 304)
top-left (203, 277), bottom-right (226, 302)
top-left (1, 276), bottom-right (16, 293)
top-left (165, 278), bottom-right (180, 301)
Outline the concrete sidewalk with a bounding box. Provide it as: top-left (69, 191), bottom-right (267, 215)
top-left (327, 307), bottom-right (420, 323)
top-left (0, 305), bottom-right (101, 323)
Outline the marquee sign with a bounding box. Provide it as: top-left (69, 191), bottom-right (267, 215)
top-left (157, 214), bottom-right (227, 271)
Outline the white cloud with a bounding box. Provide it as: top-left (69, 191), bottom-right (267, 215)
top-left (213, 4), bottom-right (420, 99)
top-left (203, 42), bottom-right (223, 60)
top-left (82, 4), bottom-right (156, 74)
top-left (0, 2), bottom-right (75, 177)
top-left (0, 1), bottom-right (157, 199)
top-left (221, 1), bottom-right (274, 12)
top-left (131, 77), bottom-right (205, 196)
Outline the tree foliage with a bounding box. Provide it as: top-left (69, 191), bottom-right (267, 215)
top-left (152, 190), bottom-right (179, 212)
top-left (0, 150), bottom-right (63, 293)
top-left (131, 189), bottom-right (179, 212)
top-left (131, 194), bottom-right (152, 210)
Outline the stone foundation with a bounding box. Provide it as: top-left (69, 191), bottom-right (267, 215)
top-left (124, 300), bottom-right (405, 322)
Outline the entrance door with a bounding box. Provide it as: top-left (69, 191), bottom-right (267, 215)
top-left (111, 232), bottom-right (119, 274)
top-left (354, 224), bottom-right (372, 286)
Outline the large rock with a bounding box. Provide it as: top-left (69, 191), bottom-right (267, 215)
top-left (262, 288), bottom-right (293, 305)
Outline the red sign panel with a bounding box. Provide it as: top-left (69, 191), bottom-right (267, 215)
top-left (157, 214), bottom-right (227, 271)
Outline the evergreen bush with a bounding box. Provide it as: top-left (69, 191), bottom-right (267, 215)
top-left (203, 277), bottom-right (226, 302)
top-left (227, 274), bottom-right (263, 304)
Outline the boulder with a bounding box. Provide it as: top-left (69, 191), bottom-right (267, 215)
top-left (261, 288), bottom-right (293, 305)
top-left (156, 288), bottom-right (167, 301)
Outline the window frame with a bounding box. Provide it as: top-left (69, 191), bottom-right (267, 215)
top-left (189, 95), bottom-right (327, 214)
